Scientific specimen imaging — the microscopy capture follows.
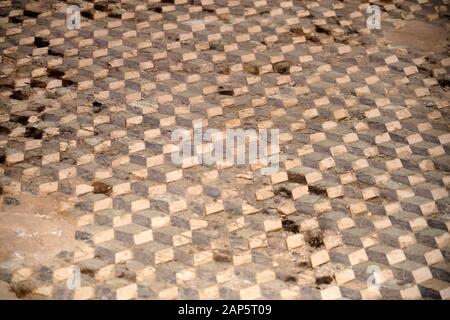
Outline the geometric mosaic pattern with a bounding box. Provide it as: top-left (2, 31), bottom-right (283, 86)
top-left (0, 0), bottom-right (449, 299)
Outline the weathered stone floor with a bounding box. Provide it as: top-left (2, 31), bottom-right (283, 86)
top-left (0, 0), bottom-right (449, 299)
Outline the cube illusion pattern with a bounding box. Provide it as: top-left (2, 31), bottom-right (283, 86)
top-left (0, 0), bottom-right (449, 300)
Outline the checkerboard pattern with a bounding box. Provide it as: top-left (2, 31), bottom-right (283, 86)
top-left (0, 0), bottom-right (449, 300)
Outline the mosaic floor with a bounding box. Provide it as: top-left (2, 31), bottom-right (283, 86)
top-left (0, 0), bottom-right (449, 300)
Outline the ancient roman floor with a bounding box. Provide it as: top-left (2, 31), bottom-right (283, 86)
top-left (0, 0), bottom-right (449, 300)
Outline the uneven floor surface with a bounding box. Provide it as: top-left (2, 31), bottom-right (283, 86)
top-left (0, 0), bottom-right (449, 300)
